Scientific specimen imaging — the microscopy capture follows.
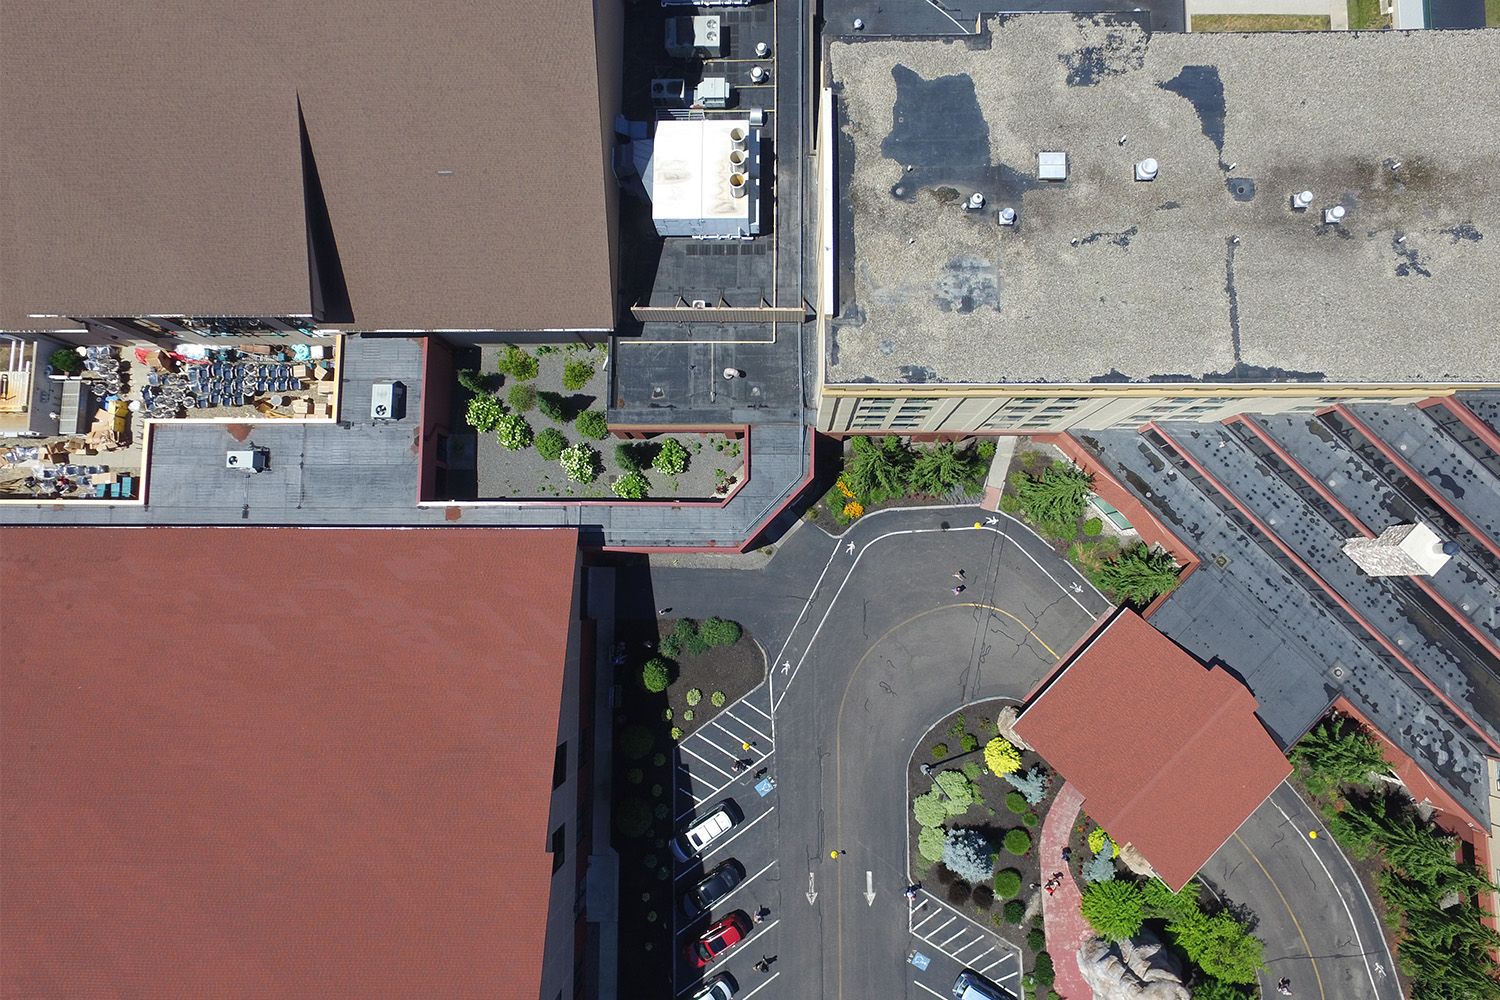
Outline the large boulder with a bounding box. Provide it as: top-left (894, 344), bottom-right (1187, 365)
top-left (1118, 843), bottom-right (1157, 878)
top-left (1078, 932), bottom-right (1190, 1000)
top-left (996, 706), bottom-right (1032, 751)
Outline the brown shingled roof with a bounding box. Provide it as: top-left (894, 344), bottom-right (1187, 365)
top-left (0, 1), bottom-right (617, 333)
top-left (1, 527), bottom-right (580, 998)
top-left (1015, 610), bottom-right (1291, 891)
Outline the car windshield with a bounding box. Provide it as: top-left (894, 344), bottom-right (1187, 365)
top-left (694, 941), bottom-right (713, 962)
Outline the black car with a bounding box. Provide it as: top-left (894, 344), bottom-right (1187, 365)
top-left (682, 859), bottom-right (747, 918)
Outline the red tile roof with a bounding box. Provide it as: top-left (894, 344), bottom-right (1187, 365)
top-left (1015, 610), bottom-right (1291, 890)
top-left (1, 527), bottom-right (580, 999)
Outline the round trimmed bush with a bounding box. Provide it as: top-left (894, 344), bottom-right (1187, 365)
top-left (616, 798), bottom-right (652, 837)
top-left (993, 868), bottom-right (1022, 898)
top-left (620, 724), bottom-right (653, 759)
top-left (1027, 927), bottom-right (1046, 952)
top-left (670, 726), bottom-right (683, 740)
top-left (683, 710), bottom-right (694, 722)
top-left (931, 743), bottom-right (950, 760)
top-left (641, 658), bottom-right (670, 693)
top-left (535, 427), bottom-right (568, 461)
top-left (662, 708), bottom-right (673, 722)
top-left (576, 409), bottom-right (609, 441)
top-left (612, 472), bottom-right (649, 500)
top-left (711, 691), bottom-right (726, 707)
top-left (1003, 899), bottom-right (1027, 923)
top-left (652, 752), bottom-right (666, 767)
top-left (563, 359), bottom-right (596, 391)
top-left (918, 824), bottom-right (948, 862)
top-left (1006, 791), bottom-right (1029, 814)
top-left (627, 768), bottom-right (643, 784)
top-left (1023, 812), bottom-right (1039, 827)
top-left (1004, 828), bottom-right (1032, 855)
top-left (699, 617), bottom-right (743, 647)
top-left (685, 688), bottom-right (702, 706)
top-left (495, 413), bottom-right (533, 450)
top-left (1083, 517), bottom-right (1103, 537)
top-left (1034, 952), bottom-right (1055, 987)
top-left (961, 733), bottom-right (979, 753)
top-left (507, 383), bottom-right (536, 412)
top-left (48, 348), bottom-right (83, 375)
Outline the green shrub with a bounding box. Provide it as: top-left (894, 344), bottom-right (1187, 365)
top-left (496, 345), bottom-right (538, 381)
top-left (931, 743), bottom-right (950, 759)
top-left (935, 770), bottom-right (975, 814)
top-left (537, 390), bottom-right (567, 422)
top-left (465, 395), bottom-right (504, 432)
top-left (1082, 855), bottom-right (1116, 883)
top-left (699, 617), bottom-right (743, 647)
top-left (1081, 880), bottom-right (1145, 940)
top-left (681, 632), bottom-right (709, 657)
top-left (576, 409), bottom-right (609, 440)
top-left (1006, 791), bottom-right (1029, 814)
top-left (662, 708), bottom-right (673, 722)
top-left (535, 427), bottom-right (568, 461)
top-left (943, 828), bottom-right (996, 883)
top-left (457, 368), bottom-right (496, 395)
top-left (659, 635), bottom-right (681, 659)
top-left (993, 868), bottom-right (1022, 898)
top-left (977, 440), bottom-right (997, 460)
top-left (1027, 927), bottom-right (1046, 952)
top-left (496, 413), bottom-right (533, 450)
top-left (1023, 812), bottom-right (1039, 827)
top-left (627, 768), bottom-right (643, 784)
top-left (672, 619), bottom-right (697, 644)
top-left (620, 724), bottom-right (654, 759)
top-left (711, 691), bottom-right (726, 707)
top-left (985, 737), bottom-right (1022, 775)
top-left (670, 726), bottom-right (683, 740)
top-left (999, 493), bottom-right (1022, 513)
top-left (685, 688), bottom-right (702, 706)
top-left (560, 443), bottom-right (599, 484)
top-left (616, 798), bottom-right (653, 837)
top-left (1003, 899), bottom-right (1027, 923)
top-left (1097, 543), bottom-right (1181, 606)
top-left (654, 438), bottom-right (688, 476)
top-left (506, 382), bottom-right (536, 412)
top-left (641, 658), bottom-right (670, 693)
top-left (919, 825), bottom-right (949, 863)
top-left (1016, 462), bottom-right (1093, 525)
top-left (914, 792), bottom-right (949, 828)
top-left (1033, 952), bottom-right (1054, 987)
top-left (961, 762), bottom-right (982, 781)
top-left (961, 733), bottom-right (979, 753)
top-left (1082, 517), bottom-right (1103, 537)
top-left (616, 442), bottom-right (647, 473)
top-left (562, 359), bottom-right (596, 390)
top-left (612, 472), bottom-right (649, 500)
top-left (652, 752), bottom-right (667, 767)
top-left (1004, 828), bottom-right (1032, 855)
top-left (683, 710), bottom-right (694, 722)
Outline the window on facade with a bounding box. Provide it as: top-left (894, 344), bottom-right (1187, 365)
top-left (553, 743), bottom-right (568, 789)
top-left (551, 825), bottom-right (566, 872)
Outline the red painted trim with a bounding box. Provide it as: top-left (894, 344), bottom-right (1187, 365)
top-left (1152, 424), bottom-right (1500, 756)
top-left (1334, 404), bottom-right (1500, 564)
top-left (1435, 396), bottom-right (1500, 457)
top-left (1229, 416), bottom-right (1500, 663)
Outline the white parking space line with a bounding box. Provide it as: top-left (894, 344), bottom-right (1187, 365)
top-left (738, 918), bottom-right (780, 950)
top-left (985, 956), bottom-right (1017, 980)
top-left (679, 751), bottom-right (777, 814)
top-left (909, 896), bottom-right (1021, 982)
top-left (680, 744), bottom-right (736, 781)
top-left (739, 699), bottom-right (772, 721)
top-left (940, 929), bottom-right (969, 948)
top-left (915, 912), bottom-right (953, 934)
top-left (696, 806), bottom-right (776, 863)
top-left (914, 980), bottom-right (950, 1000)
top-left (713, 713), bottom-right (771, 746)
top-left (734, 971), bottom-right (781, 1000)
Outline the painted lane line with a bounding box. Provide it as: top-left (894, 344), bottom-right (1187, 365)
top-left (735, 971), bottom-right (781, 1000)
top-left (694, 805), bottom-right (777, 864)
top-left (1267, 787), bottom-right (1391, 1000)
top-left (740, 698), bottom-right (772, 721)
top-left (914, 980), bottom-right (949, 1000)
top-left (1232, 831), bottom-right (1327, 1000)
top-left (677, 752), bottom-right (777, 816)
top-left (679, 744), bottom-right (736, 780)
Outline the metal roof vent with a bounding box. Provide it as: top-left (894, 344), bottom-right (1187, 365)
top-left (1323, 205), bottom-right (1346, 224)
top-left (1038, 151), bottom-right (1068, 181)
top-left (966, 193), bottom-right (985, 210)
top-left (755, 41), bottom-right (770, 57)
top-left (1134, 158), bottom-right (1159, 181)
top-left (749, 65), bottom-right (767, 83)
top-left (997, 207), bottom-right (1017, 226)
top-left (1291, 190), bottom-right (1314, 211)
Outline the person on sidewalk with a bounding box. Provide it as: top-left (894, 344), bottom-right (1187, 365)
top-left (952, 585), bottom-right (966, 595)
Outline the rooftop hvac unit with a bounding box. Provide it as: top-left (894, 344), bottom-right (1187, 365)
top-left (695, 77), bottom-right (731, 108)
top-left (371, 381), bottom-right (406, 421)
top-left (226, 449), bottom-right (267, 472)
top-left (665, 15), bottom-right (721, 58)
top-left (651, 78), bottom-right (686, 107)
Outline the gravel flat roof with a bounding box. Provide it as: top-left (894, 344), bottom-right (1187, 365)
top-left (828, 15), bottom-right (1500, 386)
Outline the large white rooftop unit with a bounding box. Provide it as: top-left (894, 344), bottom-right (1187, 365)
top-left (649, 119), bottom-right (762, 239)
top-left (665, 16), bottom-right (721, 58)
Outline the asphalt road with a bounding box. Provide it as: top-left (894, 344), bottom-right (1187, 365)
top-left (650, 506), bottom-right (1396, 1000)
top-left (1201, 783), bottom-right (1401, 1000)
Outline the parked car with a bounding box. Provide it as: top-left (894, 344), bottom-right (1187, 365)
top-left (671, 800), bottom-right (744, 861)
top-left (683, 859), bottom-right (746, 917)
top-left (691, 973), bottom-right (737, 1000)
top-left (686, 911), bottom-right (751, 967)
top-left (953, 969), bottom-right (1014, 1000)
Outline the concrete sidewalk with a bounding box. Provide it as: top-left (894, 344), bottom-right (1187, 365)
top-left (1040, 781), bottom-right (1094, 1000)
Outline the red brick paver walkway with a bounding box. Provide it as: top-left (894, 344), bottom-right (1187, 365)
top-left (1040, 780), bottom-right (1094, 1000)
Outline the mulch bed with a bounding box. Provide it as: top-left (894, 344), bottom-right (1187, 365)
top-left (608, 617), bottom-right (767, 1000)
top-left (907, 700), bottom-right (1062, 973)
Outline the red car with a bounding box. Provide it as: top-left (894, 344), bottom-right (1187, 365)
top-left (686, 911), bottom-right (751, 967)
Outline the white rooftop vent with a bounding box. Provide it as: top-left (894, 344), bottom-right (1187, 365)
top-left (997, 207), bottom-right (1017, 226)
top-left (755, 41), bottom-right (770, 57)
top-left (749, 65), bottom-right (767, 83)
top-left (1343, 523), bottom-right (1454, 577)
top-left (1323, 205), bottom-right (1346, 224)
top-left (226, 449), bottom-right (266, 473)
top-left (1038, 151), bottom-right (1068, 181)
top-left (1291, 190), bottom-right (1314, 211)
top-left (966, 193), bottom-right (985, 210)
top-left (1134, 158), bottom-right (1158, 181)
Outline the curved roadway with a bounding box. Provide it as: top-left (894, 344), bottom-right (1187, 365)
top-left (649, 506), bottom-right (1398, 1000)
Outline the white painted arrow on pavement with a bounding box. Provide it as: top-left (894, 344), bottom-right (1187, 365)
top-left (864, 871), bottom-right (876, 906)
top-left (807, 872), bottom-right (818, 905)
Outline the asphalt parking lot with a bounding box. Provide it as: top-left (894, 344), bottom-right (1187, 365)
top-left (906, 892), bottom-right (1022, 999)
top-left (673, 682), bottom-right (784, 998)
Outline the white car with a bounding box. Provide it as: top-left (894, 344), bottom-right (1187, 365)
top-left (692, 973), bottom-right (737, 1000)
top-left (671, 800), bottom-right (743, 861)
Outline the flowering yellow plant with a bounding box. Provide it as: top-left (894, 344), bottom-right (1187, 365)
top-left (843, 500), bottom-right (864, 519)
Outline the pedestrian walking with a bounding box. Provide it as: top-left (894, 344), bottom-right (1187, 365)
top-left (657, 607), bottom-right (671, 615)
top-left (953, 569), bottom-right (965, 580)
top-left (952, 585), bottom-right (965, 595)
top-left (1062, 847), bottom-right (1072, 862)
